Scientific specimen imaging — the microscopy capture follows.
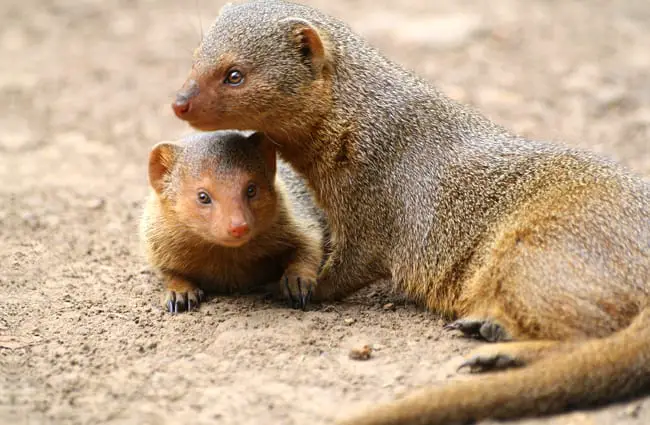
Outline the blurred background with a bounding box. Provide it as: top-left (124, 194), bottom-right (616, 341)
top-left (3, 1), bottom-right (649, 424)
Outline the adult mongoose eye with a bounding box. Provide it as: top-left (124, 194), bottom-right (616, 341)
top-left (224, 69), bottom-right (244, 86)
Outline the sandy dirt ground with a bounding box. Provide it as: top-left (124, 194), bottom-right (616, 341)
top-left (3, 0), bottom-right (650, 424)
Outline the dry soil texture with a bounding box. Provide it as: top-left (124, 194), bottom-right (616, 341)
top-left (3, 0), bottom-right (650, 424)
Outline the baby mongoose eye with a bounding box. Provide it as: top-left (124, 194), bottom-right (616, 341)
top-left (246, 183), bottom-right (257, 199)
top-left (197, 191), bottom-right (212, 204)
top-left (224, 69), bottom-right (244, 86)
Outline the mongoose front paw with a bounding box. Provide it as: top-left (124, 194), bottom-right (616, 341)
top-left (163, 278), bottom-right (205, 314)
top-left (281, 274), bottom-right (315, 311)
top-left (444, 318), bottom-right (511, 342)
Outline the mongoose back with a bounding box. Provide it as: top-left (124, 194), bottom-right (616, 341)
top-left (139, 130), bottom-right (325, 312)
top-left (171, 1), bottom-right (650, 423)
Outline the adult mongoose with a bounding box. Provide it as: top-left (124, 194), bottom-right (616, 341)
top-left (170, 1), bottom-right (650, 423)
top-left (139, 129), bottom-right (326, 312)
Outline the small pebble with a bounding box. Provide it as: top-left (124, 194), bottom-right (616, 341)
top-left (349, 345), bottom-right (373, 361)
top-left (21, 212), bottom-right (39, 228)
top-left (343, 318), bottom-right (356, 325)
top-left (85, 198), bottom-right (105, 210)
top-left (621, 403), bottom-right (642, 418)
top-left (383, 303), bottom-right (395, 311)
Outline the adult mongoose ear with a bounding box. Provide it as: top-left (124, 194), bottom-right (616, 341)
top-left (280, 17), bottom-right (332, 77)
top-left (148, 142), bottom-right (181, 195)
top-left (248, 131), bottom-right (277, 177)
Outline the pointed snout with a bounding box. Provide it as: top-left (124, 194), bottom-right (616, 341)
top-left (172, 79), bottom-right (199, 119)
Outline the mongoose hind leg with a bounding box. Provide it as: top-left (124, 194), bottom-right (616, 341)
top-left (458, 340), bottom-right (578, 373)
top-left (444, 317), bottom-right (512, 342)
top-left (163, 276), bottom-right (205, 313)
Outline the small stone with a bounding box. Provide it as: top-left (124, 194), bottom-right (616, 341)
top-left (343, 318), bottom-right (356, 325)
top-left (21, 212), bottom-right (39, 228)
top-left (85, 198), bottom-right (105, 210)
top-left (621, 403), bottom-right (642, 418)
top-left (383, 303), bottom-right (395, 311)
top-left (349, 345), bottom-right (373, 361)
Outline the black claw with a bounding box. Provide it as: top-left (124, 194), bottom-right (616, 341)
top-left (300, 282), bottom-right (312, 311)
top-left (187, 299), bottom-right (195, 312)
top-left (457, 361), bottom-right (472, 373)
top-left (284, 276), bottom-right (293, 307)
top-left (167, 300), bottom-right (175, 313)
top-left (175, 300), bottom-right (184, 313)
top-left (444, 320), bottom-right (483, 337)
top-left (296, 277), bottom-right (303, 309)
top-left (444, 319), bottom-right (510, 342)
top-left (457, 354), bottom-right (523, 373)
top-left (198, 290), bottom-right (205, 302)
top-left (457, 358), bottom-right (485, 373)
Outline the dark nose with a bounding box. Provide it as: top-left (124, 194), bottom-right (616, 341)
top-left (228, 222), bottom-right (250, 238)
top-left (172, 79), bottom-right (199, 118)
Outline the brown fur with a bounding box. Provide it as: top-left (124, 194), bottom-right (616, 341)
top-left (139, 130), bottom-right (326, 312)
top-left (171, 1), bottom-right (650, 423)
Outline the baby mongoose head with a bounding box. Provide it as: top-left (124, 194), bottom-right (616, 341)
top-left (148, 130), bottom-right (279, 248)
top-left (171, 0), bottom-right (334, 135)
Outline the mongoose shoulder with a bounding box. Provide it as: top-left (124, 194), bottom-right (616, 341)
top-left (139, 129), bottom-right (326, 312)
top-left (171, 1), bottom-right (650, 423)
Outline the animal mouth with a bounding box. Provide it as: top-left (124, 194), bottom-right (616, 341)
top-left (186, 118), bottom-right (223, 132)
top-left (217, 236), bottom-right (253, 248)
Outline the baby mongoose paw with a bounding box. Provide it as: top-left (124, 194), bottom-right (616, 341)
top-left (457, 353), bottom-right (525, 374)
top-left (281, 274), bottom-right (315, 311)
top-left (164, 285), bottom-right (205, 314)
top-left (443, 318), bottom-right (511, 342)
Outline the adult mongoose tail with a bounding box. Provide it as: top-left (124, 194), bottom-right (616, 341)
top-left (339, 306), bottom-right (650, 425)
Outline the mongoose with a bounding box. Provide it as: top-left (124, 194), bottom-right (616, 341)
top-left (139, 129), bottom-right (326, 312)
top-left (170, 0), bottom-right (650, 423)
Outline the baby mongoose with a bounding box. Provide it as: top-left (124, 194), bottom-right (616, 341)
top-left (171, 1), bottom-right (649, 424)
top-left (139, 130), bottom-right (325, 313)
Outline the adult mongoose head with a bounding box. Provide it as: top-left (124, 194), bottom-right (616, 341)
top-left (171, 0), bottom-right (352, 140)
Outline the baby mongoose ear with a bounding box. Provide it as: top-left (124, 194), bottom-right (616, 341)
top-left (148, 142), bottom-right (181, 195)
top-left (248, 132), bottom-right (277, 177)
top-left (280, 17), bottom-right (331, 77)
